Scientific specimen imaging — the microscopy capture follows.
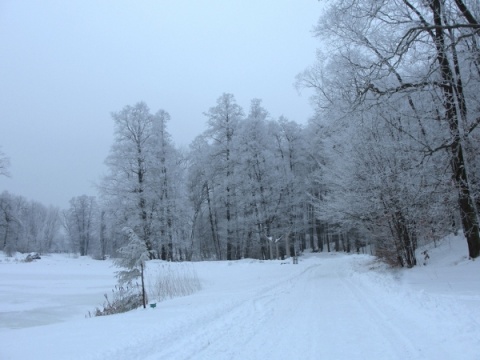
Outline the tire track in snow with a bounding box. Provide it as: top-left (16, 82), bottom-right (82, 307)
top-left (228, 255), bottom-right (456, 360)
top-left (343, 261), bottom-right (471, 359)
top-left (226, 256), bottom-right (418, 359)
top-left (340, 268), bottom-right (425, 359)
top-left (147, 264), bottom-right (319, 360)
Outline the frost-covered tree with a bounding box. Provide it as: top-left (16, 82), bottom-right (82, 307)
top-left (203, 93), bottom-right (244, 260)
top-left (150, 110), bottom-right (192, 261)
top-left (0, 192), bottom-right (22, 255)
top-left (304, 119), bottom-right (330, 253)
top-left (102, 102), bottom-right (156, 257)
top-left (187, 95), bottom-right (316, 260)
top-left (310, 111), bottom-right (452, 266)
top-left (270, 117), bottom-right (310, 257)
top-left (23, 200), bottom-right (48, 252)
top-left (101, 102), bottom-right (190, 260)
top-left (0, 192), bottom-right (62, 255)
top-left (299, 0), bottom-right (480, 259)
top-left (42, 205), bottom-right (61, 252)
top-left (63, 195), bottom-right (98, 256)
top-left (114, 227), bottom-right (150, 308)
top-left (187, 135), bottom-right (220, 259)
top-left (235, 99), bottom-right (280, 259)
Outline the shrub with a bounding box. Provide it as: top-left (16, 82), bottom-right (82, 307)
top-left (88, 284), bottom-right (145, 317)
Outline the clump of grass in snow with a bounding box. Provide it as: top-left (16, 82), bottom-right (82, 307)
top-left (87, 284), bottom-right (144, 317)
top-left (147, 262), bottom-right (202, 303)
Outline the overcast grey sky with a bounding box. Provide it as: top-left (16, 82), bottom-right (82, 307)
top-left (0, 1), bottom-right (321, 209)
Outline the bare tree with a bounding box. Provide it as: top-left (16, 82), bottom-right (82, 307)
top-left (0, 192), bottom-right (21, 255)
top-left (64, 195), bottom-right (98, 256)
top-left (0, 192), bottom-right (62, 254)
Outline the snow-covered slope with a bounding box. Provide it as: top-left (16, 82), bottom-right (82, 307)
top-left (1, 236), bottom-right (479, 360)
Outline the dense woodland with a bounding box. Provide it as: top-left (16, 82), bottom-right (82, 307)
top-left (1, 0), bottom-right (480, 267)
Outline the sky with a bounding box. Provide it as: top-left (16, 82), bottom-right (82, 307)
top-left (0, 1), bottom-right (321, 209)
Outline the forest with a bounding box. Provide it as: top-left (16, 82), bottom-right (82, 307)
top-left (1, 0), bottom-right (479, 267)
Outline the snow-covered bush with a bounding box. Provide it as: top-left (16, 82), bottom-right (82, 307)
top-left (89, 285), bottom-right (144, 317)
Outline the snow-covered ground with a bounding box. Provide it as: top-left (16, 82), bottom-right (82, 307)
top-left (1, 235), bottom-right (479, 360)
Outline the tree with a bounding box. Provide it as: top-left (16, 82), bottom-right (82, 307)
top-left (299, 0), bottom-right (480, 259)
top-left (114, 227), bottom-right (149, 309)
top-left (203, 93), bottom-right (244, 260)
top-left (101, 102), bottom-right (190, 260)
top-left (0, 192), bottom-right (21, 255)
top-left (150, 110), bottom-right (192, 261)
top-left (151, 109), bottom-right (175, 260)
top-left (235, 99), bottom-right (281, 259)
top-left (23, 200), bottom-right (48, 252)
top-left (270, 117), bottom-right (310, 257)
top-left (64, 195), bottom-right (98, 256)
top-left (187, 96), bottom-right (317, 260)
top-left (304, 119), bottom-right (330, 253)
top-left (187, 135), bottom-right (221, 259)
top-left (103, 102), bottom-right (155, 256)
top-left (99, 210), bottom-right (108, 260)
top-left (42, 206), bottom-right (61, 252)
top-left (102, 102), bottom-right (157, 258)
top-left (0, 192), bottom-right (62, 255)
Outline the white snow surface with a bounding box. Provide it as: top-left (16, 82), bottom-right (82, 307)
top-left (1, 235), bottom-right (479, 360)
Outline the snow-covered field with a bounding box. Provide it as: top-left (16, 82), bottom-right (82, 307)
top-left (1, 235), bottom-right (479, 360)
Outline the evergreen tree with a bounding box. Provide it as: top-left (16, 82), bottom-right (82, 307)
top-left (114, 227), bottom-right (149, 308)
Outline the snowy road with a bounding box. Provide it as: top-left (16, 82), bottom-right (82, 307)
top-left (1, 251), bottom-right (479, 360)
top-left (123, 256), bottom-right (472, 360)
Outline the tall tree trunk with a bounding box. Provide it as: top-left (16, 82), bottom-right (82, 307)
top-left (140, 263), bottom-right (146, 309)
top-left (431, 0), bottom-right (480, 258)
top-left (244, 230), bottom-right (252, 259)
top-left (3, 216), bottom-right (10, 249)
top-left (392, 211), bottom-right (417, 268)
top-left (205, 183), bottom-right (221, 260)
top-left (326, 223), bottom-right (331, 252)
top-left (315, 220), bottom-right (324, 252)
top-left (100, 210), bottom-right (107, 260)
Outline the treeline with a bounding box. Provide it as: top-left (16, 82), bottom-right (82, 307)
top-left (0, 192), bottom-right (104, 257)
top-left (0, 95), bottom-right (367, 261)
top-left (0, 89), bottom-right (468, 266)
top-left (0, 192), bottom-right (62, 255)
top-left (99, 96), bottom-right (324, 262)
top-left (0, 96), bottom-right (321, 261)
